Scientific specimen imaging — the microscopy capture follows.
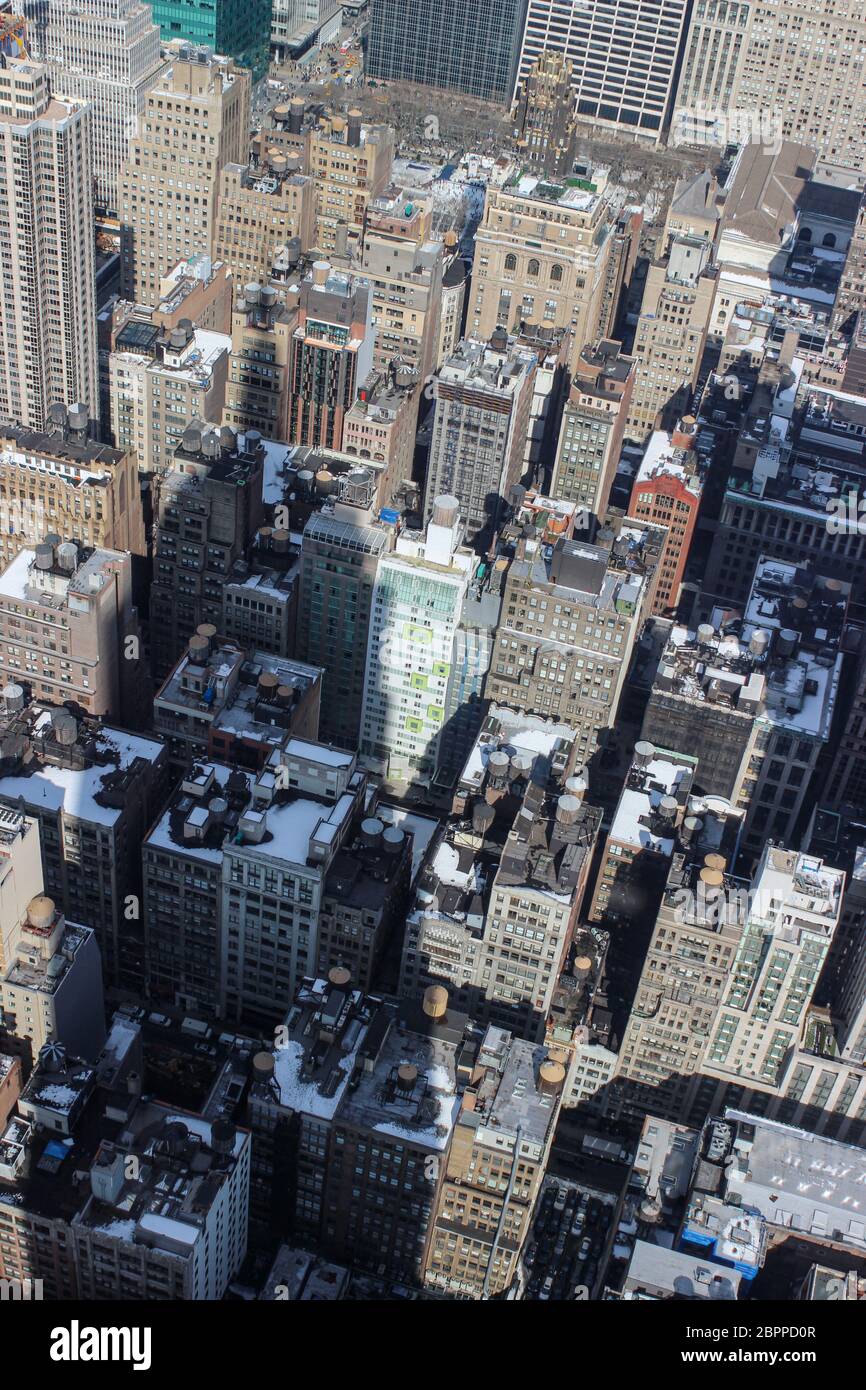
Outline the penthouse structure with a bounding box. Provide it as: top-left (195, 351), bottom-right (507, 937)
top-left (471, 173), bottom-right (615, 370)
top-left (512, 50), bottom-right (577, 179)
top-left (0, 416), bottom-right (145, 572)
top-left (149, 424), bottom-right (265, 677)
top-left (0, 697), bottom-right (167, 990)
top-left (153, 634), bottom-right (322, 770)
top-left (642, 559), bottom-right (847, 858)
top-left (118, 48), bottom-right (250, 305)
top-left (0, 541), bottom-right (144, 722)
top-left (424, 335), bottom-right (537, 543)
top-left (401, 707), bottom-right (602, 1042)
top-left (286, 262), bottom-right (374, 452)
top-left (626, 420), bottom-right (704, 614)
top-left (214, 156), bottom-right (316, 286)
top-left (484, 532), bottom-right (653, 767)
top-left (550, 339), bottom-right (635, 513)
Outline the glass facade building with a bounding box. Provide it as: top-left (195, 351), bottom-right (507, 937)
top-left (151, 0), bottom-right (271, 80)
top-left (366, 0), bottom-right (529, 103)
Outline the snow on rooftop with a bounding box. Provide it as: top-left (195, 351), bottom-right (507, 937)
top-left (0, 726), bottom-right (163, 827)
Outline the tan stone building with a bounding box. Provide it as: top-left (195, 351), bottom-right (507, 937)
top-left (118, 46), bottom-right (250, 306)
top-left (0, 542), bottom-right (144, 721)
top-left (222, 286), bottom-right (296, 439)
top-left (470, 172), bottom-right (615, 371)
top-left (309, 110), bottom-right (395, 255)
top-left (214, 155), bottom-right (316, 286)
top-left (423, 1028), bottom-right (565, 1298)
top-left (342, 367), bottom-right (418, 504)
top-left (358, 192), bottom-right (443, 386)
top-left (626, 236), bottom-right (717, 442)
top-left (0, 419), bottom-right (146, 572)
top-left (672, 0), bottom-right (866, 173)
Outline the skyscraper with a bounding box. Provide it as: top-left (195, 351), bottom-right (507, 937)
top-left (286, 262), bottom-right (374, 451)
top-left (150, 0), bottom-right (271, 81)
top-left (31, 0), bottom-right (165, 216)
top-left (118, 47), bottom-right (250, 305)
top-left (0, 57), bottom-right (98, 430)
top-left (515, 0), bottom-right (690, 144)
top-left (366, 0), bottom-right (529, 103)
top-left (359, 498), bottom-right (474, 787)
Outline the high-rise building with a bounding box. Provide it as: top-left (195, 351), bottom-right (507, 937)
top-left (0, 416), bottom-right (146, 571)
top-left (298, 493), bottom-right (393, 750)
top-left (150, 0), bottom-right (271, 80)
top-left (0, 541), bottom-right (145, 722)
top-left (0, 57), bottom-right (98, 431)
top-left (222, 285), bottom-right (295, 439)
top-left (358, 192), bottom-right (443, 387)
top-left (626, 419), bottom-right (704, 615)
top-left (512, 50), bottom-right (577, 178)
top-left (641, 560), bottom-right (848, 860)
top-left (153, 635), bottom-right (321, 770)
top-left (422, 1024), bottom-right (565, 1298)
top-left (342, 367), bottom-right (419, 505)
top-left (470, 172), bottom-right (615, 372)
top-left (308, 111), bottom-right (394, 256)
top-left (32, 0), bottom-right (165, 216)
top-left (515, 0), bottom-right (690, 144)
top-left (214, 155), bottom-right (316, 286)
top-left (424, 335), bottom-right (537, 544)
top-left (672, 0), bottom-right (866, 171)
top-left (359, 498), bottom-right (474, 787)
top-left (143, 742), bottom-right (372, 1022)
top-left (0, 697), bottom-right (167, 990)
top-left (627, 235), bottom-right (717, 442)
top-left (833, 194), bottom-right (866, 334)
top-left (118, 47), bottom-right (250, 306)
top-left (401, 708), bottom-right (602, 1041)
top-left (366, 0), bottom-right (528, 103)
top-left (149, 424), bottom-right (265, 677)
top-left (286, 262), bottom-right (374, 451)
top-left (484, 533), bottom-right (653, 767)
top-left (549, 340), bottom-right (635, 513)
top-left (109, 318), bottom-right (230, 474)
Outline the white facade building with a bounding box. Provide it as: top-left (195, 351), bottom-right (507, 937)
top-left (0, 58), bottom-right (98, 430)
top-left (514, 0), bottom-right (690, 146)
top-left (360, 498), bottom-right (473, 786)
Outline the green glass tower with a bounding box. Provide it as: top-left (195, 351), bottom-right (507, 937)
top-left (151, 0), bottom-right (271, 81)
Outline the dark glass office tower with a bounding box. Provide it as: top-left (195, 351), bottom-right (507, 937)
top-left (366, 0), bottom-right (529, 103)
